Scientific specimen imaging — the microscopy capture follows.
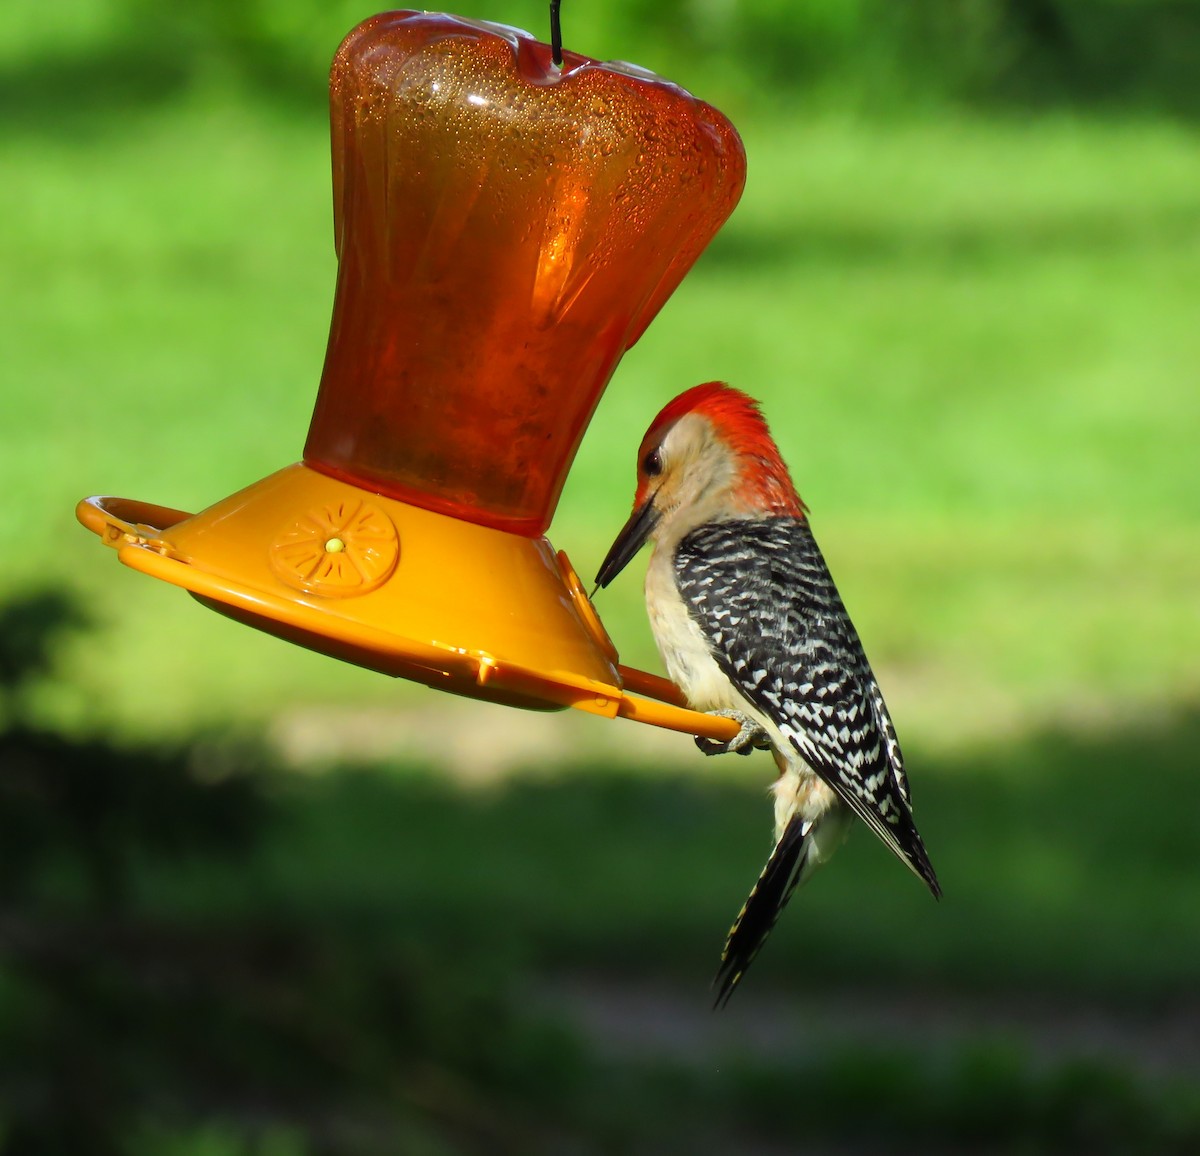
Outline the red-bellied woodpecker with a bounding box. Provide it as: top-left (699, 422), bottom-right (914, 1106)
top-left (595, 382), bottom-right (941, 1005)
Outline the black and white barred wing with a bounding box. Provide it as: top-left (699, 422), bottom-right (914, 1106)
top-left (675, 517), bottom-right (940, 897)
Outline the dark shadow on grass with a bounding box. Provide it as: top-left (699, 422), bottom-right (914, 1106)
top-left (701, 202), bottom-right (1200, 273)
top-left (0, 590), bottom-right (593, 1155)
top-left (3, 590), bottom-right (1198, 1152)
top-left (0, 589), bottom-right (91, 701)
top-left (250, 706), bottom-right (1200, 1003)
top-left (0, 46), bottom-right (193, 138)
top-left (0, 42), bottom-right (324, 139)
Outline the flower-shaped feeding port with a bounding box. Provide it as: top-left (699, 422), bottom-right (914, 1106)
top-left (269, 499), bottom-right (399, 598)
top-left (76, 10), bottom-right (746, 741)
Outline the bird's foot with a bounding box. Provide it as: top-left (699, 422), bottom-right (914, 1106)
top-left (695, 710), bottom-right (772, 757)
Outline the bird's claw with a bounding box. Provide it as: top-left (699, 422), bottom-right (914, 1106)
top-left (695, 710), bottom-right (771, 757)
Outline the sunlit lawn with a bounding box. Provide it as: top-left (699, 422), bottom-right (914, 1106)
top-left (3, 88), bottom-right (1198, 746)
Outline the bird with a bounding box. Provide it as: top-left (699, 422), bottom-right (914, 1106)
top-left (594, 382), bottom-right (940, 1005)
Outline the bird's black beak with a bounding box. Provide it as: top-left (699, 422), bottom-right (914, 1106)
top-left (594, 498), bottom-right (660, 590)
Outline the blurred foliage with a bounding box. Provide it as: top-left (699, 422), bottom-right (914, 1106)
top-left (3, 0), bottom-right (1200, 121)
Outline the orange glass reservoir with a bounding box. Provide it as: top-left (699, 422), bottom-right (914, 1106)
top-left (305, 10), bottom-right (746, 535)
top-left (76, 11), bottom-right (747, 743)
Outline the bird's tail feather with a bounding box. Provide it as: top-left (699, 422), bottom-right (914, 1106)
top-left (712, 814), bottom-right (813, 1008)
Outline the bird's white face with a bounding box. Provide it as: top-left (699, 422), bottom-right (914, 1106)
top-left (637, 413), bottom-right (741, 551)
top-left (594, 412), bottom-right (741, 589)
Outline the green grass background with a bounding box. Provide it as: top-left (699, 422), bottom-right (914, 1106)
top-left (6, 9), bottom-right (1198, 744)
top-left (2, 0), bottom-right (1200, 1151)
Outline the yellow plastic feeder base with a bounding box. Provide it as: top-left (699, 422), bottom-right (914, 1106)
top-left (76, 464), bottom-right (740, 742)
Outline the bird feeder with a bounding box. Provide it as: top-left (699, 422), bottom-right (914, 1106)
top-left (77, 10), bottom-right (744, 742)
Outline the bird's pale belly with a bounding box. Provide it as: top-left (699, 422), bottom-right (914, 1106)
top-left (645, 554), bottom-right (747, 715)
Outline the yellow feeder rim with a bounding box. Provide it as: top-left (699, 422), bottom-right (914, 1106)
top-left (76, 469), bottom-right (740, 746)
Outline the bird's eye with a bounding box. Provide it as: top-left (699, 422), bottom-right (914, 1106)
top-left (642, 449), bottom-right (663, 477)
